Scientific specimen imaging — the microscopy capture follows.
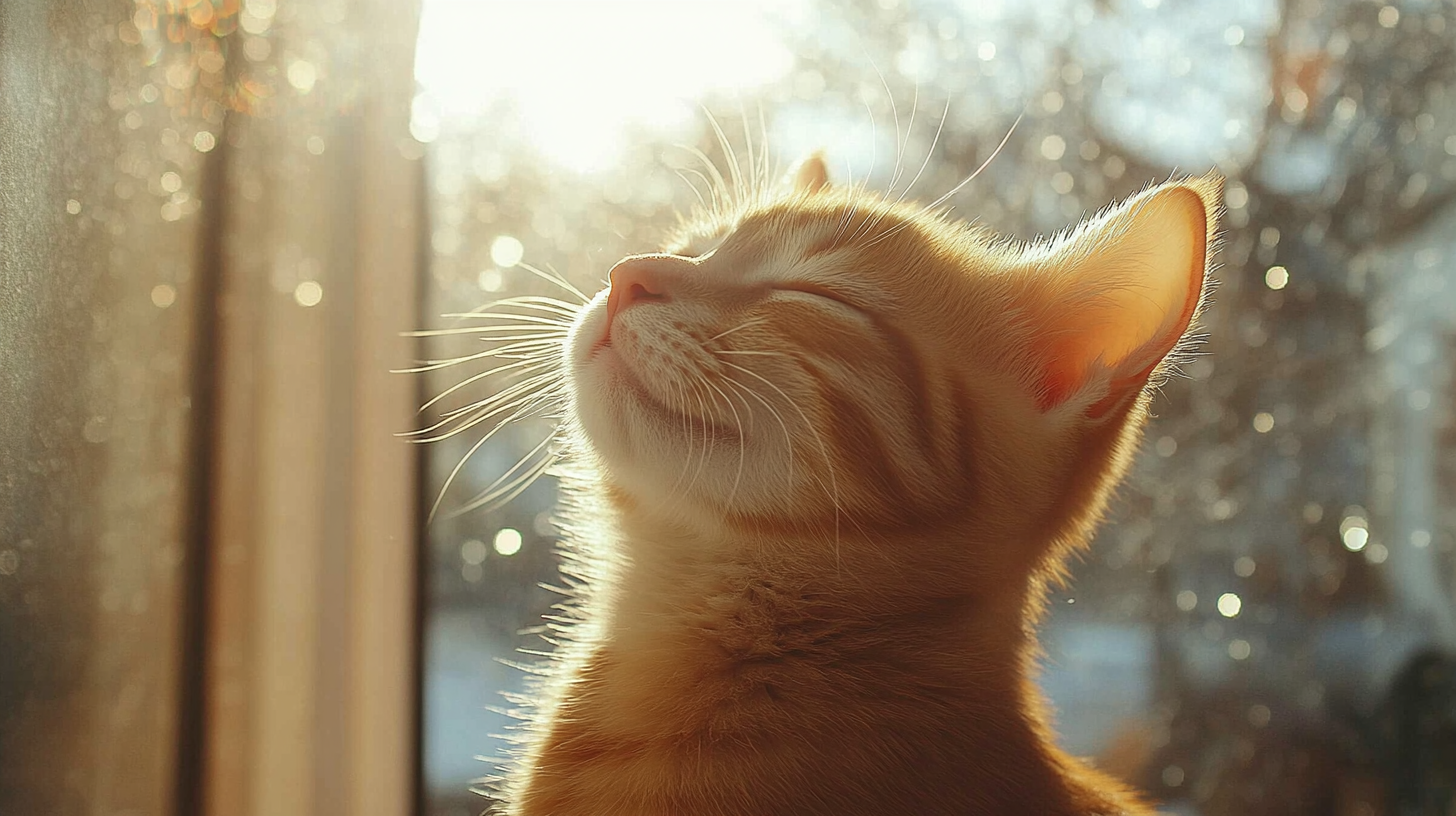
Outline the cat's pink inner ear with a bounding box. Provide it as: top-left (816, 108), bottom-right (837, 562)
top-left (1034, 180), bottom-right (1218, 415)
top-left (789, 153), bottom-right (830, 194)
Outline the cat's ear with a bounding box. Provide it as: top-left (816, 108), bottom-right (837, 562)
top-left (1025, 175), bottom-right (1220, 417)
top-left (786, 153), bottom-right (830, 195)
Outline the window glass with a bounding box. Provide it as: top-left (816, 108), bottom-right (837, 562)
top-left (413, 2), bottom-right (1456, 814)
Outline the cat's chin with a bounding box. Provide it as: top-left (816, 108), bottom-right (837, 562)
top-left (571, 296), bottom-right (738, 458)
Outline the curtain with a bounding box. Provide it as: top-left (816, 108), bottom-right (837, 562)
top-left (0, 2), bottom-right (424, 815)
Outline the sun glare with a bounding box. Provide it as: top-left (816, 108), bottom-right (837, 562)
top-left (414, 0), bottom-right (804, 173)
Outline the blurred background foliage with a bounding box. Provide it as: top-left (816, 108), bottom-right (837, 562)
top-left (412, 1), bottom-right (1456, 815)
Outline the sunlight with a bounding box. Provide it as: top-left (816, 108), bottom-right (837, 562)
top-left (413, 0), bottom-right (805, 173)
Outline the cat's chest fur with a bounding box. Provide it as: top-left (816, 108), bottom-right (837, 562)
top-left (505, 515), bottom-right (1152, 816)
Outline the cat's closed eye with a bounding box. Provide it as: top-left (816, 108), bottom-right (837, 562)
top-left (772, 282), bottom-right (862, 312)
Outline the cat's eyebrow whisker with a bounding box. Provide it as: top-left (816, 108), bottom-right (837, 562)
top-left (681, 166), bottom-right (728, 218)
top-left (677, 165), bottom-right (721, 212)
top-left (676, 143), bottom-right (732, 213)
top-left (701, 105), bottom-right (745, 209)
top-left (872, 114), bottom-right (1022, 252)
top-left (756, 99), bottom-right (772, 202)
top-left (828, 161), bottom-right (864, 249)
top-left (675, 169), bottom-right (709, 210)
top-left (850, 98), bottom-right (943, 244)
top-left (864, 50), bottom-right (906, 198)
top-left (884, 94), bottom-right (949, 215)
top-left (844, 95), bottom-right (879, 248)
top-left (890, 83), bottom-right (920, 197)
top-left (854, 94), bottom-right (947, 246)
top-left (738, 96), bottom-right (758, 205)
top-left (715, 349), bottom-right (785, 357)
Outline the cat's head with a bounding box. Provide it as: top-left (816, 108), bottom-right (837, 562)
top-left (566, 156), bottom-right (1218, 563)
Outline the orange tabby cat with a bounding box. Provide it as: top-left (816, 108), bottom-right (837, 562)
top-left (492, 156), bottom-right (1220, 815)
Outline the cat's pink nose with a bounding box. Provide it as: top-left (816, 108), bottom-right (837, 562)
top-left (604, 255), bottom-right (689, 326)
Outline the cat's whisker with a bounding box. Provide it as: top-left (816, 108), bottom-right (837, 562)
top-left (505, 294), bottom-right (582, 311)
top-left (437, 311), bottom-right (574, 329)
top-left (716, 358), bottom-right (844, 554)
top-left (447, 435), bottom-right (561, 519)
top-left (450, 294), bottom-right (582, 318)
top-left (720, 373), bottom-right (793, 485)
top-left (681, 376), bottom-right (716, 497)
top-left (661, 377), bottom-right (695, 501)
top-left (429, 371), bottom-right (561, 428)
top-left (666, 375), bottom-right (699, 499)
top-left (396, 338), bottom-right (563, 375)
top-left (409, 382), bottom-right (560, 445)
top-left (421, 367), bottom-right (561, 425)
top-left (416, 358), bottom-right (559, 413)
top-left (425, 394), bottom-right (557, 524)
top-left (516, 261), bottom-right (591, 305)
top-left (400, 323), bottom-right (569, 339)
top-left (699, 374), bottom-right (747, 506)
top-left (413, 378), bottom-right (559, 437)
top-left (408, 372), bottom-right (557, 429)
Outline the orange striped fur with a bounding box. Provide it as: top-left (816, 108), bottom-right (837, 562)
top-left (499, 157), bottom-right (1221, 815)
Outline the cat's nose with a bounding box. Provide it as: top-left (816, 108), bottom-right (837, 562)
top-left (605, 254), bottom-right (689, 325)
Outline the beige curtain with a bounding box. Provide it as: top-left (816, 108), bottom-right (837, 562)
top-left (0, 2), bottom-right (424, 815)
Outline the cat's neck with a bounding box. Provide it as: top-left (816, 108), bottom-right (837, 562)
top-left (515, 505), bottom-right (1150, 816)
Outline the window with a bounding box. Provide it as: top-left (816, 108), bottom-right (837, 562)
top-left (4, 2), bottom-right (1453, 815)
top-left (412, 1), bottom-right (1456, 815)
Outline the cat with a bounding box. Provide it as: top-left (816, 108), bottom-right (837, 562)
top-left (469, 153), bottom-right (1220, 815)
